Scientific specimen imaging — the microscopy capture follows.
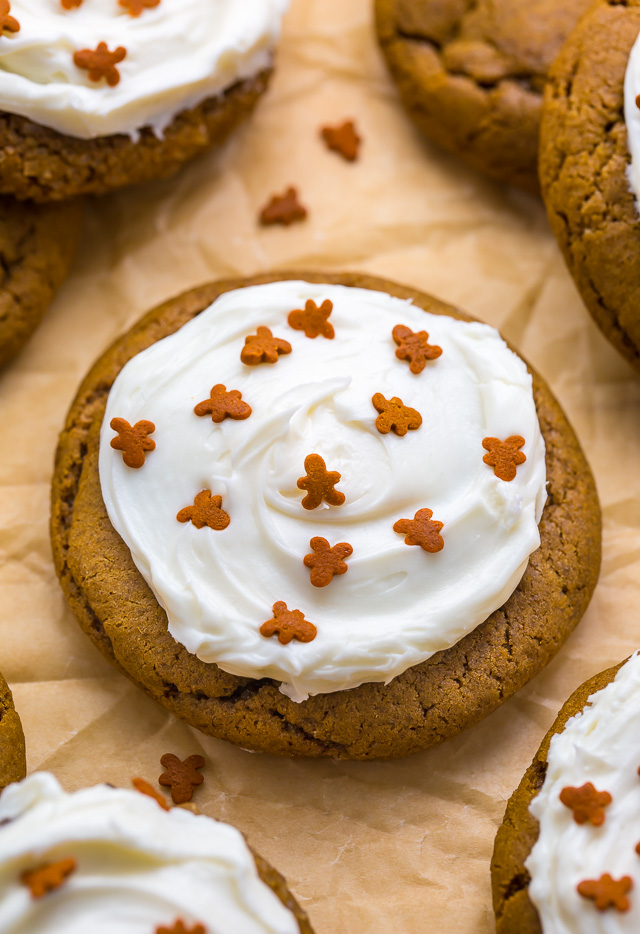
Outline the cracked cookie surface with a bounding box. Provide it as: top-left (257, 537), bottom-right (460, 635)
top-left (375, 0), bottom-right (593, 192)
top-left (50, 272), bottom-right (601, 760)
top-left (0, 670), bottom-right (26, 789)
top-left (0, 196), bottom-right (82, 368)
top-left (540, 0), bottom-right (640, 372)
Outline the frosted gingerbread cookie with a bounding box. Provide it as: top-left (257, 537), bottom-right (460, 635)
top-left (540, 0), bottom-right (640, 371)
top-left (492, 652), bottom-right (640, 934)
top-left (0, 0), bottom-right (288, 201)
top-left (0, 669), bottom-right (26, 788)
top-left (51, 272), bottom-right (601, 759)
top-left (0, 771), bottom-right (313, 933)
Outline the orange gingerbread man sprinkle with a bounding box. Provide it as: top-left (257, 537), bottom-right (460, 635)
top-left (392, 324), bottom-right (442, 374)
top-left (156, 922), bottom-right (205, 934)
top-left (304, 537), bottom-right (353, 587)
top-left (288, 299), bottom-right (335, 339)
top-left (394, 508), bottom-right (444, 553)
top-left (194, 384), bottom-right (252, 422)
top-left (132, 777), bottom-right (171, 810)
top-left (159, 753), bottom-right (205, 805)
top-left (61, 0), bottom-right (83, 8)
top-left (110, 417), bottom-right (156, 468)
top-left (177, 491), bottom-right (230, 531)
top-left (0, 0), bottom-right (19, 34)
top-left (482, 436), bottom-right (527, 481)
top-left (74, 42), bottom-right (127, 87)
top-left (578, 874), bottom-right (633, 912)
top-left (241, 326), bottom-right (292, 366)
top-left (321, 120), bottom-right (361, 161)
top-left (21, 858), bottom-right (76, 899)
top-left (372, 393), bottom-right (422, 436)
top-left (260, 601), bottom-right (317, 645)
top-left (120, 0), bottom-right (160, 15)
top-left (559, 782), bottom-right (612, 826)
top-left (297, 453), bottom-right (345, 510)
top-left (259, 187), bottom-right (307, 226)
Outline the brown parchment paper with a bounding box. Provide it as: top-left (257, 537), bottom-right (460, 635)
top-left (1, 0), bottom-right (640, 931)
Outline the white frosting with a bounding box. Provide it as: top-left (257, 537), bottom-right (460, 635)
top-left (0, 772), bottom-right (299, 934)
top-left (526, 652), bottom-right (640, 934)
top-left (99, 281), bottom-right (547, 701)
top-left (624, 33), bottom-right (640, 205)
top-left (0, 0), bottom-right (288, 140)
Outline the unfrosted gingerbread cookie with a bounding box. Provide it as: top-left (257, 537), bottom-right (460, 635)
top-left (0, 669), bottom-right (26, 789)
top-left (540, 0), bottom-right (640, 372)
top-left (491, 653), bottom-right (640, 934)
top-left (375, 0), bottom-right (593, 192)
top-left (0, 1), bottom-right (287, 201)
top-left (51, 273), bottom-right (601, 759)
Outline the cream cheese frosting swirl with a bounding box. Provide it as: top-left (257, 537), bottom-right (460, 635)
top-left (0, 772), bottom-right (300, 934)
top-left (0, 0), bottom-right (288, 140)
top-left (527, 652), bottom-right (640, 933)
top-left (624, 33), bottom-right (640, 205)
top-left (99, 281), bottom-right (547, 701)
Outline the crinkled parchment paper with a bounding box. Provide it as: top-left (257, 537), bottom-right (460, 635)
top-left (1, 1), bottom-right (639, 931)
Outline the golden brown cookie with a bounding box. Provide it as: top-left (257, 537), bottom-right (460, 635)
top-left (539, 0), bottom-right (640, 372)
top-left (253, 850), bottom-right (314, 934)
top-left (0, 72), bottom-right (270, 202)
top-left (375, 0), bottom-right (593, 192)
top-left (0, 196), bottom-right (82, 368)
top-left (50, 272), bottom-right (601, 760)
top-left (0, 670), bottom-right (26, 789)
top-left (491, 662), bottom-right (624, 934)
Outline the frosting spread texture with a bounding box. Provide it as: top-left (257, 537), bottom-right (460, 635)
top-left (624, 34), bottom-right (640, 206)
top-left (0, 0), bottom-right (288, 139)
top-left (99, 281), bottom-right (547, 700)
top-left (527, 652), bottom-right (640, 933)
top-left (0, 772), bottom-right (299, 933)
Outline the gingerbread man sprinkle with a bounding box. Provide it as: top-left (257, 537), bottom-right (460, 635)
top-left (260, 601), bottom-right (317, 645)
top-left (482, 436), bottom-right (527, 481)
top-left (61, 0), bottom-right (83, 8)
top-left (21, 858), bottom-right (76, 899)
top-left (392, 324), bottom-right (442, 374)
top-left (177, 491), bottom-right (230, 531)
top-left (578, 874), bottom-right (633, 912)
top-left (194, 384), bottom-right (252, 422)
top-left (297, 453), bottom-right (345, 510)
top-left (120, 0), bottom-right (161, 15)
top-left (110, 417), bottom-right (156, 468)
top-left (132, 777), bottom-right (171, 810)
top-left (559, 782), bottom-right (612, 826)
top-left (304, 537), bottom-right (353, 587)
top-left (394, 508), bottom-right (444, 553)
top-left (156, 921), bottom-right (205, 934)
top-left (321, 120), bottom-right (361, 161)
top-left (74, 42), bottom-right (127, 87)
top-left (259, 187), bottom-right (307, 226)
top-left (288, 299), bottom-right (335, 339)
top-left (0, 0), bottom-right (19, 34)
top-left (159, 753), bottom-right (205, 805)
top-left (372, 393), bottom-right (422, 436)
top-left (241, 327), bottom-right (292, 366)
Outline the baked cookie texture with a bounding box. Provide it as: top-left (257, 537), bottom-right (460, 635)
top-left (0, 671), bottom-right (26, 789)
top-left (539, 0), bottom-right (640, 372)
top-left (491, 662), bottom-right (623, 934)
top-left (375, 0), bottom-right (593, 193)
top-left (0, 72), bottom-right (270, 202)
top-left (253, 850), bottom-right (314, 934)
top-left (51, 272), bottom-right (602, 760)
top-left (0, 196), bottom-right (82, 368)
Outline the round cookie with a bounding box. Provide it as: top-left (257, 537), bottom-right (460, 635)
top-left (0, 197), bottom-right (82, 368)
top-left (374, 0), bottom-right (593, 193)
top-left (0, 772), bottom-right (313, 933)
top-left (51, 272), bottom-right (601, 760)
top-left (0, 670), bottom-right (26, 789)
top-left (491, 659), bottom-right (630, 933)
top-left (539, 0), bottom-right (640, 372)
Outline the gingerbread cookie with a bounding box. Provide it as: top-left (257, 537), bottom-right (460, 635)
top-left (0, 1), bottom-right (287, 201)
top-left (0, 669), bottom-right (26, 789)
top-left (375, 0), bottom-right (593, 192)
top-left (491, 654), bottom-right (640, 933)
top-left (0, 772), bottom-right (312, 932)
top-left (0, 196), bottom-right (82, 367)
top-left (540, 0), bottom-right (640, 372)
top-left (51, 272), bottom-right (601, 760)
